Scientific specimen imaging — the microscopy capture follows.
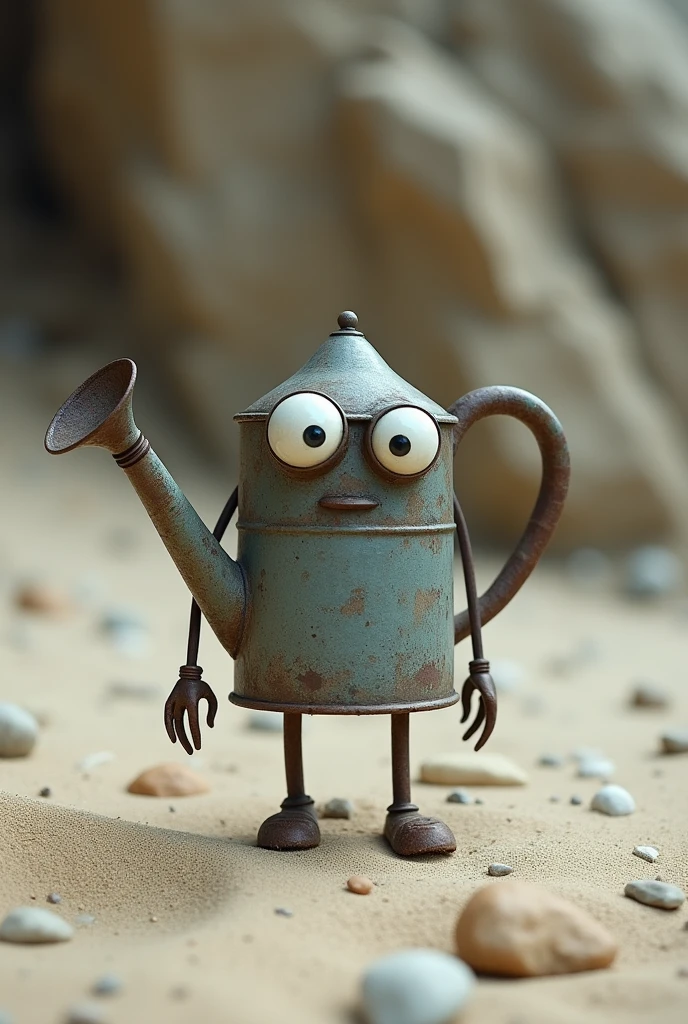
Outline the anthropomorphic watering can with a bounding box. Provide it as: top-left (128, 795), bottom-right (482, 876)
top-left (45, 311), bottom-right (569, 856)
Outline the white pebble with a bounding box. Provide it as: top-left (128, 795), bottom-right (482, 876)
top-left (362, 948), bottom-right (475, 1024)
top-left (625, 880), bottom-right (685, 910)
top-left (247, 711), bottom-right (283, 732)
top-left (591, 784), bottom-right (635, 816)
top-left (488, 863), bottom-right (513, 877)
top-left (490, 659), bottom-right (525, 694)
top-left (623, 546), bottom-right (682, 599)
top-left (0, 703), bottom-right (38, 757)
top-left (420, 752), bottom-right (528, 786)
top-left (660, 730), bottom-right (688, 754)
top-left (0, 906), bottom-right (73, 943)
top-left (321, 797), bottom-right (353, 819)
top-left (577, 758), bottom-right (615, 780)
top-left (92, 973), bottom-right (123, 996)
top-left (633, 846), bottom-right (659, 863)
top-left (446, 789), bottom-right (473, 804)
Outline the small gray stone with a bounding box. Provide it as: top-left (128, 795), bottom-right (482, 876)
top-left (46, 892), bottom-right (62, 904)
top-left (538, 753), bottom-right (564, 767)
top-left (591, 784), bottom-right (635, 816)
top-left (274, 907), bottom-right (293, 917)
top-left (577, 757), bottom-right (615, 780)
top-left (570, 795), bottom-right (583, 805)
top-left (623, 546), bottom-right (682, 599)
top-left (565, 547), bottom-right (614, 588)
top-left (92, 973), bottom-right (123, 997)
top-left (633, 845), bottom-right (659, 863)
top-left (247, 711), bottom-right (283, 732)
top-left (624, 880), bottom-right (685, 910)
top-left (0, 703), bottom-right (38, 757)
top-left (321, 797), bottom-right (353, 819)
top-left (361, 948), bottom-right (475, 1024)
top-left (630, 684), bottom-right (669, 709)
top-left (446, 789), bottom-right (472, 804)
top-left (660, 730), bottom-right (688, 754)
top-left (0, 906), bottom-right (73, 943)
top-left (38, 786), bottom-right (52, 798)
top-left (487, 863), bottom-right (513, 877)
top-left (64, 1002), bottom-right (106, 1024)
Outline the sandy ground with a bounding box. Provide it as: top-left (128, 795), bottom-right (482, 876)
top-left (1, 355), bottom-right (688, 1024)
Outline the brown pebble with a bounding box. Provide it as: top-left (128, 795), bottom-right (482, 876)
top-left (456, 880), bottom-right (617, 977)
top-left (14, 583), bottom-right (71, 615)
top-left (347, 875), bottom-right (373, 895)
top-left (127, 763), bottom-right (210, 797)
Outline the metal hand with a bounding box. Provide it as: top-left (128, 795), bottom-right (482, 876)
top-left (460, 659), bottom-right (497, 751)
top-left (164, 668), bottom-right (218, 755)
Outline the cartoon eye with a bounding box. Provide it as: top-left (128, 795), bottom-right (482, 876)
top-left (267, 392), bottom-right (345, 468)
top-left (370, 406), bottom-right (440, 476)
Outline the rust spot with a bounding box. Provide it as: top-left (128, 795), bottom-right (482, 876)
top-left (368, 655), bottom-right (378, 663)
top-left (413, 661), bottom-right (441, 690)
top-left (402, 537), bottom-right (411, 548)
top-left (398, 592), bottom-right (408, 606)
top-left (420, 534), bottom-right (442, 554)
top-left (413, 587), bottom-right (441, 625)
top-left (338, 472), bottom-right (368, 493)
top-left (301, 570), bottom-right (310, 582)
top-left (297, 669), bottom-right (324, 692)
top-left (436, 493), bottom-right (446, 507)
top-left (405, 490), bottom-right (424, 523)
top-left (340, 587), bottom-right (365, 617)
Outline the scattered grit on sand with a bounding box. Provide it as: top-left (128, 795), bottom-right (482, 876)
top-left (1, 363), bottom-right (687, 1023)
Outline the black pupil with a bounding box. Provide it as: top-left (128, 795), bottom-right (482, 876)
top-left (303, 424), bottom-right (326, 448)
top-left (389, 434), bottom-right (411, 457)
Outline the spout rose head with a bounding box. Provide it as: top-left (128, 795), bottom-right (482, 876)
top-left (45, 358), bottom-right (140, 456)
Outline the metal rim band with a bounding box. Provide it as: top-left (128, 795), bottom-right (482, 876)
top-left (113, 432), bottom-right (151, 469)
top-left (228, 691), bottom-right (459, 715)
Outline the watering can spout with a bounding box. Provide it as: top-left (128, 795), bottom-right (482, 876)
top-left (44, 359), bottom-right (246, 657)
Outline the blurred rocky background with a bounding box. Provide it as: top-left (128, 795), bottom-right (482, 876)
top-left (3, 0), bottom-right (688, 554)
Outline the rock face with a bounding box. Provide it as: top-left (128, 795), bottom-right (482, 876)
top-left (33, 1), bottom-right (688, 549)
top-left (420, 752), bottom-right (528, 786)
top-left (361, 948), bottom-right (475, 1024)
top-left (127, 762), bottom-right (210, 797)
top-left (455, 881), bottom-right (618, 976)
top-left (0, 704), bottom-right (39, 758)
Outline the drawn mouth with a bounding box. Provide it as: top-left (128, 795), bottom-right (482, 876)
top-left (318, 494), bottom-right (380, 511)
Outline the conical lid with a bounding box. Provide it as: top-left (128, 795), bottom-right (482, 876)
top-left (235, 312), bottom-right (456, 422)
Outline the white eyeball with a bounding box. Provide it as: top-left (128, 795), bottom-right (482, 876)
top-left (370, 406), bottom-right (440, 476)
top-left (267, 392), bottom-right (345, 468)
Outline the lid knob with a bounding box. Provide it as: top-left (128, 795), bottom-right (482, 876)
top-left (337, 310), bottom-right (358, 331)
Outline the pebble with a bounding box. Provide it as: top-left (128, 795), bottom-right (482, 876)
top-left (488, 863), bottom-right (513, 877)
top-left (274, 907), bottom-right (293, 917)
top-left (347, 875), bottom-right (374, 895)
top-left (565, 548), bottom-right (614, 589)
top-left (99, 607), bottom-right (148, 657)
top-left (247, 711), bottom-right (283, 732)
top-left (577, 757), bottom-right (615, 780)
top-left (623, 545), bottom-right (682, 599)
top-left (92, 974), bottom-right (123, 996)
top-left (420, 753), bottom-right (528, 787)
top-left (38, 786), bottom-right (52, 798)
top-left (632, 845), bottom-right (659, 863)
top-left (361, 948), bottom-right (475, 1024)
top-left (14, 582), bottom-right (71, 615)
top-left (0, 704), bottom-right (38, 758)
top-left (591, 784), bottom-right (635, 816)
top-left (660, 730), bottom-right (688, 754)
top-left (624, 880), bottom-right (685, 910)
top-left (455, 881), bottom-right (617, 976)
top-left (538, 754), bottom-right (564, 767)
top-left (75, 914), bottom-right (96, 927)
top-left (0, 906), bottom-right (73, 944)
top-left (64, 1002), bottom-right (106, 1024)
top-left (127, 763), bottom-right (210, 797)
top-left (570, 795), bottom-right (583, 805)
top-left (47, 892), bottom-right (62, 904)
top-left (490, 659), bottom-right (525, 693)
top-left (446, 789), bottom-right (473, 804)
top-left (630, 684), bottom-right (669, 709)
top-left (321, 797), bottom-right (354, 819)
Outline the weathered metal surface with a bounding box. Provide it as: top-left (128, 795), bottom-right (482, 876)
top-left (230, 420), bottom-right (457, 713)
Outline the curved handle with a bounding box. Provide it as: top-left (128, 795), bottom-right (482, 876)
top-left (450, 386), bottom-right (570, 644)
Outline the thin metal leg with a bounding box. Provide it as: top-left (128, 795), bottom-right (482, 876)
top-left (282, 713), bottom-right (311, 808)
top-left (388, 713), bottom-right (418, 813)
